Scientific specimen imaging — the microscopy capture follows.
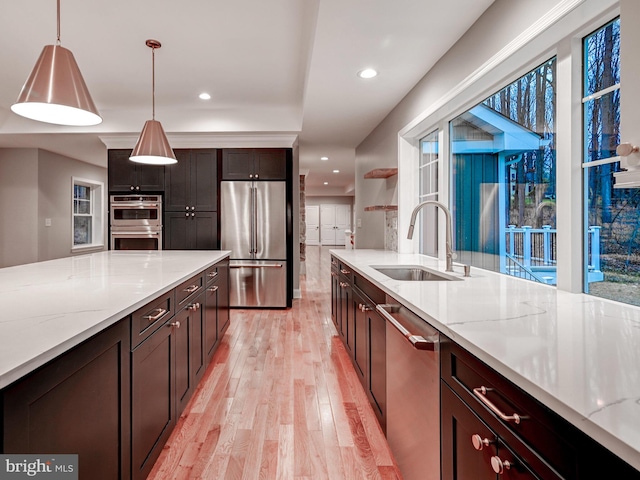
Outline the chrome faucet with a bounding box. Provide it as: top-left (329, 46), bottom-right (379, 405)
top-left (407, 200), bottom-right (454, 272)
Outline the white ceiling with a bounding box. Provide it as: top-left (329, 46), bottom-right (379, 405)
top-left (0, 0), bottom-right (494, 194)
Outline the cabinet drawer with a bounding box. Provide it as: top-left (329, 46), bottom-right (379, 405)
top-left (441, 338), bottom-right (576, 479)
top-left (352, 272), bottom-right (385, 305)
top-left (205, 262), bottom-right (226, 285)
top-left (131, 290), bottom-right (174, 348)
top-left (176, 273), bottom-right (205, 306)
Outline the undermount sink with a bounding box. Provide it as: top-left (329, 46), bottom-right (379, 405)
top-left (371, 265), bottom-right (462, 282)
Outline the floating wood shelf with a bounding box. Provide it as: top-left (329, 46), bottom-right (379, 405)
top-left (364, 168), bottom-right (398, 179)
top-left (364, 205), bottom-right (398, 211)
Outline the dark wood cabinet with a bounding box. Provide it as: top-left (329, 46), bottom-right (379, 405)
top-left (204, 259), bottom-right (230, 363)
top-left (174, 291), bottom-right (206, 415)
top-left (131, 316), bottom-right (175, 480)
top-left (441, 337), bottom-right (640, 480)
top-left (164, 149), bottom-right (218, 250)
top-left (367, 303), bottom-right (386, 430)
top-left (108, 149), bottom-right (164, 193)
top-left (2, 321), bottom-right (131, 480)
top-left (164, 149), bottom-right (218, 212)
top-left (351, 288), bottom-right (368, 384)
top-left (221, 148), bottom-right (288, 180)
top-left (337, 268), bottom-right (351, 344)
top-left (330, 255), bottom-right (387, 431)
top-left (441, 383), bottom-right (544, 480)
top-left (164, 211), bottom-right (218, 250)
top-left (1, 261), bottom-right (231, 480)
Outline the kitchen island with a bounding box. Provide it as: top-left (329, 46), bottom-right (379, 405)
top-left (331, 249), bottom-right (640, 476)
top-left (0, 250), bottom-right (230, 480)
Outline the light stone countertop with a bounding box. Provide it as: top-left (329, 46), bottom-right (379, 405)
top-left (331, 248), bottom-right (640, 471)
top-left (0, 250), bottom-right (230, 390)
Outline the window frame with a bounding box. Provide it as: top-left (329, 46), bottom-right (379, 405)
top-left (397, 1), bottom-right (620, 295)
top-left (71, 177), bottom-right (104, 252)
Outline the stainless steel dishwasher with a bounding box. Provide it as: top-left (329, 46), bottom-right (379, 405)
top-left (377, 298), bottom-right (440, 480)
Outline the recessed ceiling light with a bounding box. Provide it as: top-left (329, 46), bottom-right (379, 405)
top-left (333, 170), bottom-right (339, 173)
top-left (321, 156), bottom-right (329, 161)
top-left (324, 182), bottom-right (329, 185)
top-left (357, 68), bottom-right (378, 79)
top-left (199, 93), bottom-right (211, 100)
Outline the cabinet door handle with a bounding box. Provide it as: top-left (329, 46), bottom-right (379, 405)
top-left (490, 456), bottom-right (512, 474)
top-left (187, 302), bottom-right (200, 311)
top-left (358, 303), bottom-right (371, 312)
top-left (184, 285), bottom-right (199, 294)
top-left (143, 308), bottom-right (168, 322)
top-left (339, 282), bottom-right (349, 288)
top-left (208, 271), bottom-right (218, 279)
top-left (169, 321), bottom-right (181, 328)
top-left (330, 272), bottom-right (337, 277)
top-left (208, 286), bottom-right (219, 293)
top-left (340, 269), bottom-right (350, 274)
top-left (130, 186), bottom-right (135, 190)
top-left (473, 386), bottom-right (523, 424)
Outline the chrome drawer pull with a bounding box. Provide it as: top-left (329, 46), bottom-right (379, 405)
top-left (473, 386), bottom-right (523, 424)
top-left (169, 321), bottom-right (181, 328)
top-left (184, 285), bottom-right (199, 293)
top-left (208, 271), bottom-right (218, 278)
top-left (187, 302), bottom-right (200, 311)
top-left (143, 308), bottom-right (167, 322)
top-left (208, 286), bottom-right (219, 293)
top-left (340, 268), bottom-right (351, 274)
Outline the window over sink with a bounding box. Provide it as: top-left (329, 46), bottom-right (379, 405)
top-left (450, 58), bottom-right (557, 285)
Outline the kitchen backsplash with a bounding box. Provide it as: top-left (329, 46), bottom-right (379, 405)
top-left (384, 210), bottom-right (398, 252)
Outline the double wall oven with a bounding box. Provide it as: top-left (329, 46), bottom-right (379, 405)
top-left (110, 195), bottom-right (163, 250)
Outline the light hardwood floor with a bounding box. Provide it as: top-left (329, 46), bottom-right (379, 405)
top-left (148, 246), bottom-right (401, 479)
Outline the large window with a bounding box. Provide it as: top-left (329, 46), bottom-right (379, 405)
top-left (72, 178), bottom-right (103, 250)
top-left (418, 130), bottom-right (439, 256)
top-left (581, 18), bottom-right (640, 306)
top-left (450, 58), bottom-right (557, 283)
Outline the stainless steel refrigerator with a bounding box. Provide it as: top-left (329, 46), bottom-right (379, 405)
top-left (221, 181), bottom-right (287, 307)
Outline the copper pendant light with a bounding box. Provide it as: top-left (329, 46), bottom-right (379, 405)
top-left (130, 39), bottom-right (176, 165)
top-left (11, 0), bottom-right (102, 126)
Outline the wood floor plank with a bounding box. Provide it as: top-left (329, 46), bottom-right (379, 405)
top-left (147, 246), bottom-right (402, 480)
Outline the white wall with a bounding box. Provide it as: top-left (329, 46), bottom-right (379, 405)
top-left (354, 0), bottom-right (577, 249)
top-left (0, 148), bottom-right (107, 267)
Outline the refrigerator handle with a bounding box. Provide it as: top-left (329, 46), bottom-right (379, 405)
top-left (250, 185), bottom-right (255, 255)
top-left (252, 186), bottom-right (258, 257)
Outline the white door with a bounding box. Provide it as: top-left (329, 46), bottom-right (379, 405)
top-left (334, 205), bottom-right (351, 246)
top-left (321, 205), bottom-right (337, 245)
top-left (305, 206), bottom-right (320, 245)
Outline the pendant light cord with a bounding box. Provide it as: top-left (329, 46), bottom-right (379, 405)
top-left (151, 45), bottom-right (156, 120)
top-left (56, 0), bottom-right (61, 45)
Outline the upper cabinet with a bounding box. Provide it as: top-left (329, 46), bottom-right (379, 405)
top-left (165, 149), bottom-right (218, 212)
top-left (222, 148), bottom-right (288, 180)
top-left (108, 149), bottom-right (165, 193)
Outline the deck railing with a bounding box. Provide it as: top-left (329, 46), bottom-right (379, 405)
top-left (504, 225), bottom-right (603, 283)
